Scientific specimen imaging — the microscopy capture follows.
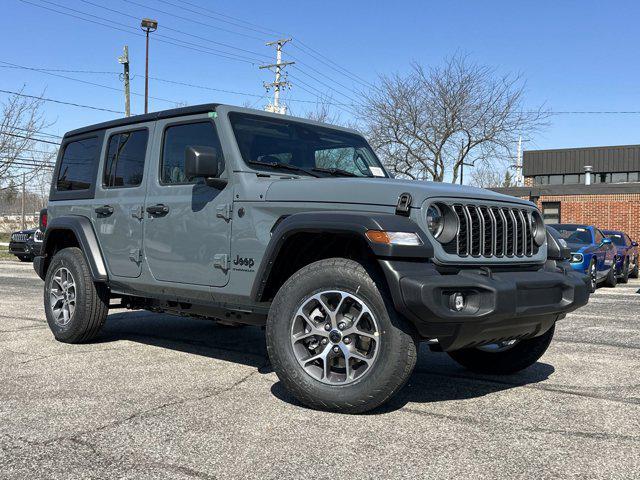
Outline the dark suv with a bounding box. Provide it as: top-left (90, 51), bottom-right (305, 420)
top-left (34, 104), bottom-right (590, 413)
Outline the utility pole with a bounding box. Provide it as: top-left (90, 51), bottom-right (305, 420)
top-left (260, 38), bottom-right (294, 114)
top-left (118, 46), bottom-right (131, 117)
top-left (21, 172), bottom-right (25, 230)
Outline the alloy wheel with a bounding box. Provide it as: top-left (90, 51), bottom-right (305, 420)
top-left (49, 267), bottom-right (76, 327)
top-left (290, 290), bottom-right (380, 385)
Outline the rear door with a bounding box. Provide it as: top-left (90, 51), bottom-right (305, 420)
top-left (143, 114), bottom-right (232, 287)
top-left (92, 123), bottom-right (153, 278)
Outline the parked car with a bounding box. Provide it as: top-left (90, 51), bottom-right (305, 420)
top-left (550, 224), bottom-right (617, 292)
top-left (34, 104), bottom-right (590, 413)
top-left (26, 228), bottom-right (44, 258)
top-left (8, 228), bottom-right (39, 262)
top-left (603, 230), bottom-right (639, 281)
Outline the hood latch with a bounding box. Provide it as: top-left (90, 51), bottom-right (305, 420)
top-left (395, 192), bottom-right (412, 216)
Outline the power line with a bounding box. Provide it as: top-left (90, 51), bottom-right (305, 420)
top-left (80, 0), bottom-right (270, 62)
top-left (0, 88), bottom-right (124, 114)
top-left (18, 0), bottom-right (262, 65)
top-left (8, 125), bottom-right (62, 139)
top-left (0, 130), bottom-right (61, 145)
top-left (0, 60), bottom-right (179, 107)
top-left (151, 0), bottom-right (279, 38)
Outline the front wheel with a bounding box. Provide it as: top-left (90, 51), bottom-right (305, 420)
top-left (266, 258), bottom-right (417, 414)
top-left (604, 263), bottom-right (617, 288)
top-left (630, 257), bottom-right (639, 279)
top-left (588, 260), bottom-right (597, 293)
top-left (447, 324), bottom-right (555, 375)
top-left (619, 257), bottom-right (630, 284)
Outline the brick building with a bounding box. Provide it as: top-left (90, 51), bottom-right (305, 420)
top-left (492, 144), bottom-right (640, 241)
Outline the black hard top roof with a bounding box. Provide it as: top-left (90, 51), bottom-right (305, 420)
top-left (64, 103), bottom-right (220, 138)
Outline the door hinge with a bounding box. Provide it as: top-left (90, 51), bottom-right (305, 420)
top-left (130, 205), bottom-right (144, 220)
top-left (216, 203), bottom-right (233, 221)
top-left (129, 248), bottom-right (142, 263)
top-left (213, 254), bottom-right (229, 271)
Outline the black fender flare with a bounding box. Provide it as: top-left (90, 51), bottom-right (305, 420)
top-left (250, 211), bottom-right (433, 301)
top-left (36, 215), bottom-right (108, 282)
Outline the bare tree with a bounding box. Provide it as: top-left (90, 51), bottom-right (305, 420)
top-left (359, 55), bottom-right (548, 183)
top-left (0, 89), bottom-right (57, 190)
top-left (469, 164), bottom-right (516, 188)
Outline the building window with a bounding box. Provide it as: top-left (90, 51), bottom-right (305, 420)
top-left (563, 174), bottom-right (581, 184)
top-left (542, 202), bottom-right (560, 224)
top-left (534, 175), bottom-right (548, 185)
top-left (611, 172), bottom-right (628, 183)
top-left (629, 172), bottom-right (640, 182)
top-left (548, 175), bottom-right (563, 185)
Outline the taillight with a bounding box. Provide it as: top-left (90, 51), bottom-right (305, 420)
top-left (39, 208), bottom-right (48, 230)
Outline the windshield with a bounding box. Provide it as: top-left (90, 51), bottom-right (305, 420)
top-left (229, 112), bottom-right (387, 178)
top-left (551, 225), bottom-right (593, 245)
top-left (605, 233), bottom-right (625, 246)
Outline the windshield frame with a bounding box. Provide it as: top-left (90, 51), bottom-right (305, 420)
top-left (227, 111), bottom-right (388, 179)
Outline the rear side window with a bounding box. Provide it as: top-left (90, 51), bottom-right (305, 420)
top-left (56, 137), bottom-right (99, 191)
top-left (161, 122), bottom-right (223, 184)
top-left (103, 130), bottom-right (148, 188)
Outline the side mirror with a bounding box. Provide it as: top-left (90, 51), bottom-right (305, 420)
top-left (632, 241), bottom-right (638, 247)
top-left (601, 238), bottom-right (612, 246)
top-left (185, 145), bottom-right (226, 187)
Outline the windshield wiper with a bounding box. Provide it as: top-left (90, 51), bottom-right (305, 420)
top-left (248, 160), bottom-right (319, 177)
top-left (311, 167), bottom-right (360, 177)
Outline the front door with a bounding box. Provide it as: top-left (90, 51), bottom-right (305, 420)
top-left (92, 124), bottom-right (153, 278)
top-left (143, 115), bottom-right (232, 287)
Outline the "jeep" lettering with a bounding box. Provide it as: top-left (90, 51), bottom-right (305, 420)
top-left (233, 255), bottom-right (255, 269)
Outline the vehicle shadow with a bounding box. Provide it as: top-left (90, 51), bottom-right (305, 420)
top-left (95, 310), bottom-right (272, 373)
top-left (96, 310), bottom-right (554, 413)
top-left (271, 343), bottom-right (555, 414)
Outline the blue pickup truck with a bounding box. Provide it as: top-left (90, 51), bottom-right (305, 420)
top-left (550, 224), bottom-right (617, 292)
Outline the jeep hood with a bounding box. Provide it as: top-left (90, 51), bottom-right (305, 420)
top-left (265, 177), bottom-right (531, 208)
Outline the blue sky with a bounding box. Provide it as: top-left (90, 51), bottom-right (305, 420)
top-left (2, 0), bottom-right (640, 154)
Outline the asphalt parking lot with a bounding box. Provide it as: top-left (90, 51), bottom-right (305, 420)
top-left (0, 261), bottom-right (638, 479)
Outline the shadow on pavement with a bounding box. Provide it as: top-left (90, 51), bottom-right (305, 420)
top-left (95, 310), bottom-right (271, 372)
top-left (271, 343), bottom-right (555, 414)
top-left (96, 310), bottom-right (554, 413)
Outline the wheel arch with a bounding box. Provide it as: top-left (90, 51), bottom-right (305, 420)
top-left (251, 211), bottom-right (432, 302)
top-left (37, 215), bottom-right (108, 282)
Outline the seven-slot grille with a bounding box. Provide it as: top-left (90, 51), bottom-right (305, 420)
top-left (442, 204), bottom-right (539, 258)
top-left (11, 233), bottom-right (29, 242)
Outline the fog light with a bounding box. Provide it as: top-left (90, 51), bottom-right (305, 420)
top-left (450, 292), bottom-right (465, 312)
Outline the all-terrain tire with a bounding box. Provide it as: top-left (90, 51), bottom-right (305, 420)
top-left (447, 324), bottom-right (555, 375)
top-left (266, 258), bottom-right (417, 414)
top-left (604, 264), bottom-right (618, 288)
top-left (44, 247), bottom-right (109, 343)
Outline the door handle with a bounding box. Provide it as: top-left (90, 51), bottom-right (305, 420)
top-left (146, 204), bottom-right (170, 217)
top-left (95, 205), bottom-right (114, 216)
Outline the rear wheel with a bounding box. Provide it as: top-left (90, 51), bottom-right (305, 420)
top-left (44, 247), bottom-right (109, 343)
top-left (266, 258), bottom-right (417, 414)
top-left (447, 325), bottom-right (555, 375)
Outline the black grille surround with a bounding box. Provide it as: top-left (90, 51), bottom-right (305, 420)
top-left (433, 201), bottom-right (544, 263)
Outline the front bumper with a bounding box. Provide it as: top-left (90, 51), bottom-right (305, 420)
top-left (8, 241), bottom-right (33, 257)
top-left (380, 260), bottom-right (590, 351)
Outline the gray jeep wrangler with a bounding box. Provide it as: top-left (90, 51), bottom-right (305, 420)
top-left (35, 104), bottom-right (590, 413)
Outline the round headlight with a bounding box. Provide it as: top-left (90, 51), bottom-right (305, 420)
top-left (426, 204), bottom-right (444, 238)
top-left (531, 210), bottom-right (546, 246)
top-left (426, 203), bottom-right (458, 244)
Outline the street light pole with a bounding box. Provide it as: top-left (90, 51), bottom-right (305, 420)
top-left (140, 18), bottom-right (158, 114)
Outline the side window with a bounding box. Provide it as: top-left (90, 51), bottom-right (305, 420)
top-left (56, 137), bottom-right (100, 191)
top-left (161, 121), bottom-right (223, 184)
top-left (103, 130), bottom-right (148, 188)
top-left (624, 234), bottom-right (632, 246)
top-left (595, 230), bottom-right (604, 244)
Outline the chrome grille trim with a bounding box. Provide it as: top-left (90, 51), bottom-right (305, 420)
top-left (11, 233), bottom-right (29, 242)
top-left (441, 202), bottom-right (539, 259)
